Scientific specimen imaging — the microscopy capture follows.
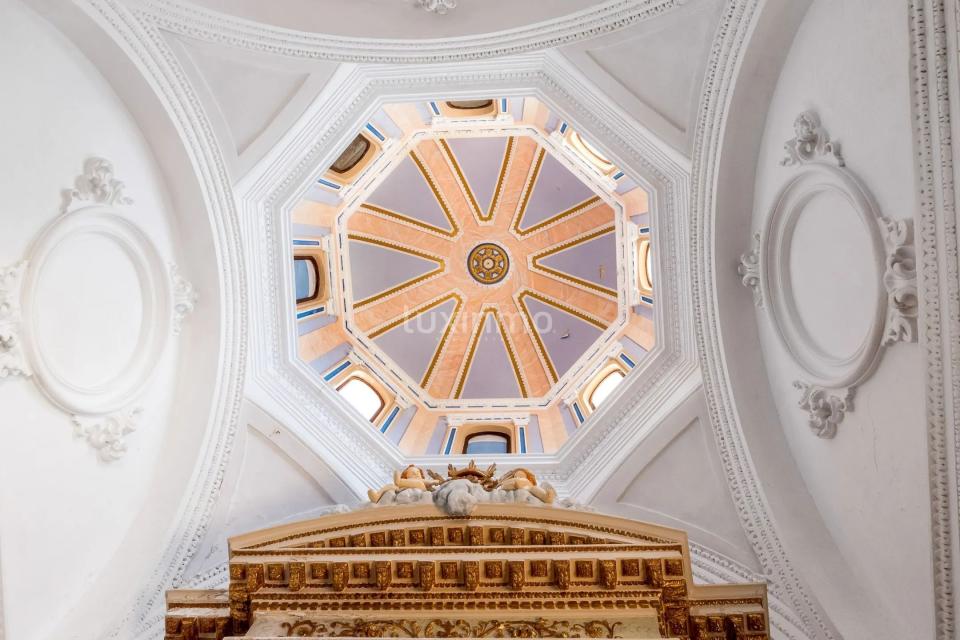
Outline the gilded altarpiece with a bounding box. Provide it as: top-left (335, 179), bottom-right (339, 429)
top-left (164, 503), bottom-right (769, 640)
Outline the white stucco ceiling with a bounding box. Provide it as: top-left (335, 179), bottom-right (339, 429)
top-left (0, 1), bottom-right (953, 640)
top-left (184, 0), bottom-right (605, 39)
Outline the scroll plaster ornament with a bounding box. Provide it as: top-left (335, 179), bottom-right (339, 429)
top-left (794, 382), bottom-right (854, 440)
top-left (0, 261), bottom-right (29, 379)
top-left (738, 232), bottom-right (762, 307)
top-left (170, 263), bottom-right (198, 335)
top-left (780, 110), bottom-right (844, 167)
top-left (416, 0), bottom-right (456, 14)
top-left (72, 407), bottom-right (143, 462)
top-left (61, 157), bottom-right (133, 213)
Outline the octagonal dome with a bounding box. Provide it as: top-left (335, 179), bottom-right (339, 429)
top-left (288, 98), bottom-right (655, 456)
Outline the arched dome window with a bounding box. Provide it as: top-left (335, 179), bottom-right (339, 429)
top-left (445, 99), bottom-right (494, 110)
top-left (337, 376), bottom-right (385, 422)
top-left (568, 130), bottom-right (615, 174)
top-left (330, 134), bottom-right (371, 174)
top-left (294, 256), bottom-right (320, 304)
top-left (463, 432), bottom-right (510, 455)
top-left (588, 370), bottom-right (625, 410)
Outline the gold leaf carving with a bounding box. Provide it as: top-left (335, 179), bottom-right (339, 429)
top-left (279, 618), bottom-right (623, 638)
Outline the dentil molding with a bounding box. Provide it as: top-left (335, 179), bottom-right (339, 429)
top-left (1, 157), bottom-right (197, 460)
top-left (739, 110), bottom-right (917, 438)
top-left (907, 1), bottom-right (960, 634)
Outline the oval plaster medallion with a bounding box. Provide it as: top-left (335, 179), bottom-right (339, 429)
top-left (21, 207), bottom-right (171, 414)
top-left (762, 164), bottom-right (886, 389)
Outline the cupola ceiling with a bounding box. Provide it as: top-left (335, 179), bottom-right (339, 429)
top-left (290, 98), bottom-right (655, 450)
top-left (349, 134), bottom-right (617, 401)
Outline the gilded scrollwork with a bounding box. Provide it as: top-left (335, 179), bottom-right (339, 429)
top-left (376, 561), bottom-right (392, 590)
top-left (279, 617), bottom-right (623, 638)
top-left (167, 508), bottom-right (770, 640)
top-left (331, 562), bottom-right (349, 591)
top-left (463, 560), bottom-right (479, 591)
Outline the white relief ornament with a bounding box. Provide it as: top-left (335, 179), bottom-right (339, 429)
top-left (878, 218), bottom-right (918, 345)
top-left (737, 232), bottom-right (762, 307)
top-left (0, 261), bottom-right (25, 324)
top-left (416, 0), bottom-right (456, 14)
top-left (780, 110), bottom-right (844, 167)
top-left (61, 157), bottom-right (133, 214)
top-left (170, 264), bottom-right (198, 336)
top-left (72, 407), bottom-right (142, 462)
top-left (0, 262), bottom-right (29, 379)
top-left (793, 382), bottom-right (854, 439)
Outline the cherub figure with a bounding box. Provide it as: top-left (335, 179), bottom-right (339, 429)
top-left (497, 468), bottom-right (556, 504)
top-left (367, 465), bottom-right (440, 503)
top-left (780, 110), bottom-right (844, 167)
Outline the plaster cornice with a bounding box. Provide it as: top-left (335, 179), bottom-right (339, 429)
top-left (135, 0), bottom-right (687, 63)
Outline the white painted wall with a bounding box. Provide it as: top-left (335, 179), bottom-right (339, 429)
top-left (751, 1), bottom-right (933, 637)
top-left (0, 2), bottom-right (212, 638)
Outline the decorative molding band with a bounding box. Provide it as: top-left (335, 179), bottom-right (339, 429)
top-left (0, 261), bottom-right (30, 379)
top-left (737, 232), bottom-right (761, 307)
top-left (170, 263), bottom-right (198, 336)
top-left (72, 407), bottom-right (143, 462)
top-left (691, 1), bottom-right (838, 638)
top-left (793, 381), bottom-right (854, 440)
top-left (136, 0), bottom-right (685, 63)
top-left (61, 156), bottom-right (133, 214)
top-left (780, 110), bottom-right (844, 167)
top-left (908, 0), bottom-right (959, 636)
